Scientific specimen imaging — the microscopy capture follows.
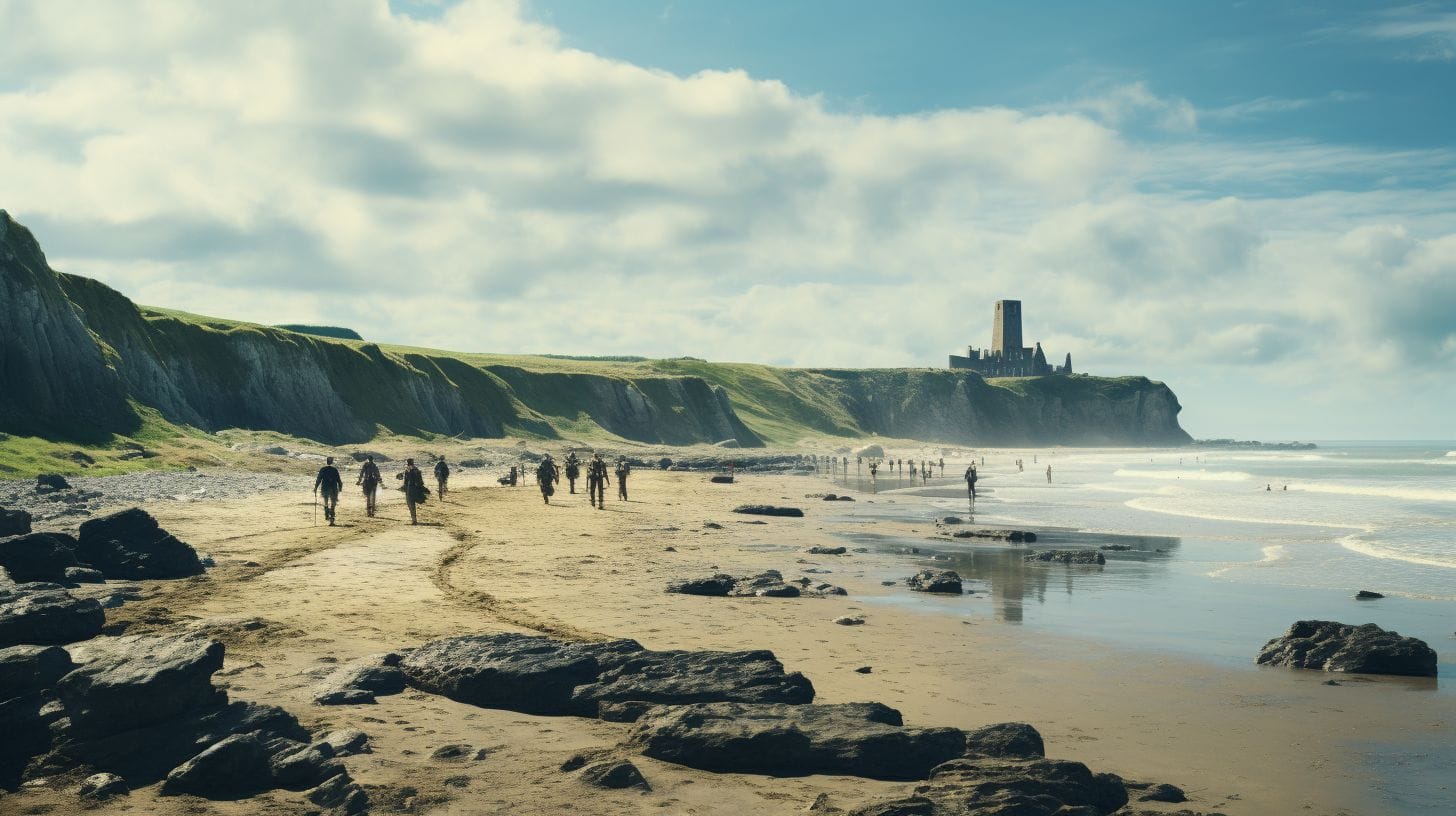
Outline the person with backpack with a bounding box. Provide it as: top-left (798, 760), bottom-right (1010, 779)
top-left (314, 457), bottom-right (344, 526)
top-left (563, 451), bottom-right (581, 494)
top-left (536, 455), bottom-right (559, 504)
top-left (398, 458), bottom-right (428, 525)
top-left (357, 455), bottom-right (382, 517)
top-left (615, 456), bottom-right (631, 502)
top-left (433, 457), bottom-right (451, 500)
top-left (587, 452), bottom-right (610, 509)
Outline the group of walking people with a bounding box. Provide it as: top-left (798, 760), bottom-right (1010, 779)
top-left (312, 449), bottom-right (636, 525)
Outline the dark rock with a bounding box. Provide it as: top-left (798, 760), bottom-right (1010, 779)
top-left (941, 517), bottom-right (964, 525)
top-left (666, 574), bottom-right (737, 596)
top-left (318, 729), bottom-right (372, 756)
top-left (77, 771), bottom-right (129, 799)
top-left (1355, 590), bottom-right (1384, 600)
top-left (808, 546), bottom-right (847, 555)
top-left (0, 644), bottom-right (74, 696)
top-left (907, 570), bottom-right (963, 594)
top-left (350, 451), bottom-right (390, 463)
top-left (307, 770), bottom-right (370, 813)
top-left (836, 496), bottom-right (856, 502)
top-left (0, 508), bottom-right (31, 537)
top-left (430, 743), bottom-right (474, 761)
top-left (271, 743), bottom-right (340, 790)
top-left (580, 758), bottom-right (650, 790)
top-left (403, 633), bottom-right (813, 717)
top-left (710, 475), bottom-right (735, 484)
top-left (835, 616), bottom-right (866, 626)
top-left (0, 532), bottom-right (80, 583)
top-left (313, 652), bottom-right (406, 705)
top-left (76, 508), bottom-right (204, 580)
top-left (629, 701), bottom-right (966, 781)
top-left (732, 505), bottom-right (805, 517)
top-left (1025, 549), bottom-right (1104, 565)
top-left (35, 474), bottom-right (71, 491)
top-left (703, 522), bottom-right (724, 529)
top-left (823, 494), bottom-right (840, 501)
top-left (880, 755), bottom-right (1127, 815)
top-left (848, 796), bottom-right (936, 816)
top-left (0, 689), bottom-right (63, 786)
top-left (1138, 783), bottom-right (1187, 803)
top-left (1255, 620), bottom-right (1437, 677)
top-left (64, 566), bottom-right (104, 583)
top-left (755, 584), bottom-right (801, 598)
top-left (1099, 544), bottom-right (1133, 551)
top-left (951, 529), bottom-right (1037, 543)
top-left (964, 722), bottom-right (1045, 758)
top-left (659, 458), bottom-right (673, 470)
top-left (57, 635), bottom-right (226, 737)
top-left (855, 666), bottom-right (873, 674)
top-left (0, 584), bottom-right (104, 647)
top-left (160, 732), bottom-right (274, 799)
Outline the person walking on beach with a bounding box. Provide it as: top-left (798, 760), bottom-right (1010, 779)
top-left (909, 460), bottom-right (917, 481)
top-left (564, 452), bottom-right (581, 493)
top-left (922, 461), bottom-right (929, 485)
top-left (433, 457), bottom-right (450, 500)
top-left (398, 458), bottom-right (428, 525)
top-left (314, 457), bottom-right (343, 525)
top-left (965, 463), bottom-right (978, 500)
top-left (587, 453), bottom-right (610, 509)
top-left (357, 455), bottom-right (382, 517)
top-left (1046, 464), bottom-right (1052, 483)
top-left (868, 460), bottom-right (878, 491)
top-left (615, 456), bottom-right (631, 501)
top-left (939, 457), bottom-right (945, 476)
top-left (536, 455), bottom-right (558, 504)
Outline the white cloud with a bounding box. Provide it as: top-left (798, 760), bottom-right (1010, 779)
top-left (0, 0), bottom-right (1453, 439)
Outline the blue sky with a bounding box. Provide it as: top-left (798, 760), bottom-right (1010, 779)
top-left (2, 0), bottom-right (1454, 439)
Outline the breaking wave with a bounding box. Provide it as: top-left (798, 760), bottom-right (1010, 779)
top-left (1114, 469), bottom-right (1251, 482)
top-left (1287, 482), bottom-right (1456, 504)
top-left (1339, 535), bottom-right (1456, 570)
top-left (1123, 497), bottom-right (1368, 530)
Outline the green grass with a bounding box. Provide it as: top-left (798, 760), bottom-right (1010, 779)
top-left (0, 404), bottom-right (221, 478)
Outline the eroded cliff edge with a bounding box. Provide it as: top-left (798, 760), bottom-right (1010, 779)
top-left (1, 210), bottom-right (1190, 447)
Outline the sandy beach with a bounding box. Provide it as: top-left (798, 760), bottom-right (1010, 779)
top-left (5, 456), bottom-right (1449, 816)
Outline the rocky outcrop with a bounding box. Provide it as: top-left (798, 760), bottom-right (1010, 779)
top-left (848, 755), bottom-right (1128, 815)
top-left (732, 505), bottom-right (806, 517)
top-left (400, 634), bottom-right (814, 717)
top-left (0, 532), bottom-right (80, 583)
top-left (666, 569), bottom-right (846, 599)
top-left (1255, 620), bottom-right (1438, 677)
top-left (907, 570), bottom-right (963, 594)
top-left (628, 701), bottom-right (968, 781)
top-left (75, 508), bottom-right (204, 580)
top-left (1025, 549), bottom-right (1105, 565)
top-left (0, 584), bottom-right (104, 647)
top-left (0, 509), bottom-right (32, 537)
top-left (312, 652), bottom-right (407, 705)
top-left (951, 529), bottom-right (1037, 543)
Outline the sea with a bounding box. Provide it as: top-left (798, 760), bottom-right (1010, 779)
top-left (823, 442), bottom-right (1456, 682)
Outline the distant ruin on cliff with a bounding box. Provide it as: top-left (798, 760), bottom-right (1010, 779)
top-left (948, 299), bottom-right (1072, 378)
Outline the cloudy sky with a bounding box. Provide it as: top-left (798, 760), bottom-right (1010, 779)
top-left (2, 0), bottom-right (1453, 440)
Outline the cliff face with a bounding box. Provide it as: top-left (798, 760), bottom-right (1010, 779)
top-left (2, 210), bottom-right (1190, 448)
top-left (0, 211), bottom-right (136, 439)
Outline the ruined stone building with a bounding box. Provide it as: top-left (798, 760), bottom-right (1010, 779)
top-left (948, 300), bottom-right (1073, 377)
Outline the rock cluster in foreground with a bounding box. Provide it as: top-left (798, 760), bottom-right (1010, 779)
top-left (1256, 620), bottom-right (1437, 677)
top-left (0, 507), bottom-right (204, 586)
top-left (666, 569), bottom-right (847, 598)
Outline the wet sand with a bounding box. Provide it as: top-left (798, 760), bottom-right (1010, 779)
top-left (6, 466), bottom-right (1447, 815)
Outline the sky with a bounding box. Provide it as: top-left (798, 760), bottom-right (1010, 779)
top-left (1, 0), bottom-right (1453, 440)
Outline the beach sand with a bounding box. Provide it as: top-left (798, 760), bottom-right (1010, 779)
top-left (6, 466), bottom-right (1444, 815)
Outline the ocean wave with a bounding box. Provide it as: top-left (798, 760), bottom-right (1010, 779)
top-left (1114, 468), bottom-right (1251, 482)
top-left (1447, 451), bottom-right (1456, 458)
top-left (1287, 482), bottom-right (1456, 503)
top-left (1218, 454), bottom-right (1326, 462)
top-left (1339, 535), bottom-right (1456, 570)
top-left (1124, 497), bottom-right (1369, 530)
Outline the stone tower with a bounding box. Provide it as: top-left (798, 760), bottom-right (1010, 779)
top-left (991, 300), bottom-right (1022, 356)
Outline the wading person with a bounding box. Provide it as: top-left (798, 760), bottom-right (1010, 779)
top-left (398, 458), bottom-right (428, 525)
top-left (909, 460), bottom-right (917, 482)
top-left (965, 463), bottom-right (978, 500)
top-left (564, 451), bottom-right (581, 494)
top-left (357, 455), bottom-right (382, 517)
top-left (434, 457), bottom-right (450, 500)
top-left (536, 455), bottom-right (558, 504)
top-left (587, 452), bottom-right (610, 509)
top-left (314, 457), bottom-right (343, 525)
top-left (1046, 464), bottom-right (1053, 483)
top-left (615, 456), bottom-right (631, 501)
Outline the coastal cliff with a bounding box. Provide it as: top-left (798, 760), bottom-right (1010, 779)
top-left (1, 210), bottom-right (1189, 448)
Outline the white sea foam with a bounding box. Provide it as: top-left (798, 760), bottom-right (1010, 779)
top-left (1114, 469), bottom-right (1252, 482)
top-left (1287, 482), bottom-right (1456, 503)
top-left (1339, 534), bottom-right (1456, 570)
top-left (1123, 497), bottom-right (1369, 530)
top-left (1447, 450), bottom-right (1456, 458)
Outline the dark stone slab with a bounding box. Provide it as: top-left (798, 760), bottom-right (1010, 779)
top-left (848, 756), bottom-right (1128, 815)
top-left (951, 529), bottom-right (1037, 543)
top-left (76, 508), bottom-right (204, 580)
top-left (0, 532), bottom-right (80, 583)
top-left (732, 505), bottom-right (805, 517)
top-left (57, 635), bottom-right (225, 737)
top-left (312, 652), bottom-right (406, 705)
top-left (907, 570), bottom-right (963, 594)
top-left (580, 758), bottom-right (650, 790)
top-left (0, 644), bottom-right (73, 696)
top-left (0, 508), bottom-right (31, 537)
top-left (666, 574), bottom-right (736, 596)
top-left (964, 722), bottom-right (1045, 759)
top-left (1024, 550), bottom-right (1104, 565)
top-left (1256, 620), bottom-right (1437, 677)
top-left (628, 701), bottom-right (966, 781)
top-left (0, 584), bottom-right (104, 647)
top-left (160, 733), bottom-right (274, 799)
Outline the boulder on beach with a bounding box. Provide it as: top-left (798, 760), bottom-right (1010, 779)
top-left (313, 652), bottom-right (406, 705)
top-left (628, 701), bottom-right (968, 781)
top-left (35, 474), bottom-right (71, 492)
top-left (0, 644), bottom-right (74, 697)
top-left (58, 635), bottom-right (227, 737)
top-left (578, 758), bottom-right (650, 790)
top-left (1355, 590), bottom-right (1384, 599)
top-left (0, 584), bottom-right (104, 647)
top-left (964, 722), bottom-right (1046, 759)
top-left (160, 732), bottom-right (274, 799)
top-left (1025, 549), bottom-right (1104, 565)
top-left (0, 532), bottom-right (81, 583)
top-left (807, 546), bottom-right (847, 555)
top-left (850, 755), bottom-right (1128, 815)
top-left (907, 570), bottom-right (963, 594)
top-left (732, 505), bottom-right (805, 517)
top-left (0, 508), bottom-right (31, 537)
top-left (1255, 620), bottom-right (1437, 677)
top-left (401, 633), bottom-right (814, 718)
top-left (951, 529), bottom-right (1037, 543)
top-left (76, 508), bottom-right (205, 580)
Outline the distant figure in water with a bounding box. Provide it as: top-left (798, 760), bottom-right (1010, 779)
top-left (564, 452), bottom-right (581, 493)
top-left (357, 455), bottom-right (381, 517)
top-left (398, 458), bottom-right (427, 525)
top-left (536, 455), bottom-right (558, 504)
top-left (965, 464), bottom-right (978, 500)
top-left (314, 457), bottom-right (343, 525)
top-left (909, 461), bottom-right (917, 481)
top-left (1283, 484), bottom-right (1288, 491)
top-left (616, 456), bottom-right (631, 501)
top-left (1266, 484), bottom-right (1272, 492)
top-left (939, 457), bottom-right (945, 476)
top-left (433, 457), bottom-right (450, 500)
top-left (868, 460), bottom-right (878, 488)
top-left (1046, 464), bottom-right (1052, 483)
top-left (587, 453), bottom-right (610, 509)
